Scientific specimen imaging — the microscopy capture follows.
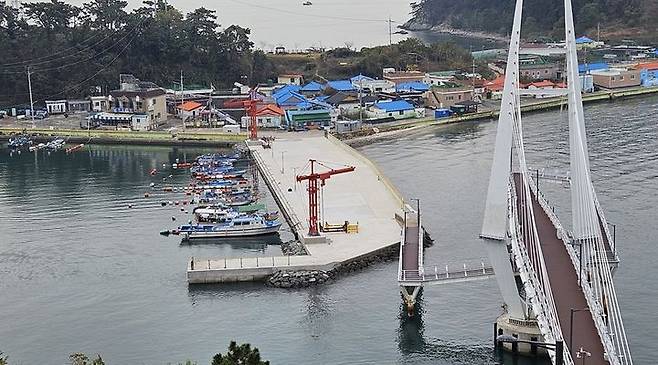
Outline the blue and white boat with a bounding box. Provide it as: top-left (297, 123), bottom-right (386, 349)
top-left (8, 135), bottom-right (32, 149)
top-left (178, 214), bottom-right (282, 239)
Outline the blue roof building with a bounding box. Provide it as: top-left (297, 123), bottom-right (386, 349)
top-left (326, 80), bottom-right (356, 92)
top-left (300, 81), bottom-right (325, 93)
top-left (579, 62), bottom-right (608, 74)
top-left (274, 91), bottom-right (307, 107)
top-left (396, 81), bottom-right (430, 93)
top-left (373, 100), bottom-right (415, 112)
top-left (273, 84), bottom-right (302, 98)
top-left (576, 36), bottom-right (594, 44)
top-left (371, 100), bottom-right (416, 120)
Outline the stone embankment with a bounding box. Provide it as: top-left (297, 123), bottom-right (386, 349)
top-left (266, 243), bottom-right (401, 288)
top-left (280, 239), bottom-right (307, 256)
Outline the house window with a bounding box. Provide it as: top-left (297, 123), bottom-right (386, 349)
top-left (458, 95), bottom-right (462, 100)
top-left (619, 76), bottom-right (624, 81)
top-left (152, 98), bottom-right (157, 105)
top-left (545, 70), bottom-right (549, 74)
top-left (631, 74), bottom-right (636, 80)
top-left (266, 118), bottom-right (272, 123)
top-left (290, 78), bottom-right (295, 83)
top-left (398, 110), bottom-right (404, 116)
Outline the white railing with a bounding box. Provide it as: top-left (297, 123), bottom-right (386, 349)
top-left (508, 180), bottom-right (574, 365)
top-left (251, 150), bottom-right (303, 235)
top-left (530, 177), bottom-right (624, 365)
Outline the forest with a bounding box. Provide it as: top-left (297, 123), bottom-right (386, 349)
top-left (0, 0), bottom-right (274, 108)
top-left (0, 0), bottom-right (482, 109)
top-left (411, 0), bottom-right (658, 40)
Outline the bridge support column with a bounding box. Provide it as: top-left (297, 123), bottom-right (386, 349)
top-left (495, 313), bottom-right (547, 356)
top-left (400, 285), bottom-right (422, 317)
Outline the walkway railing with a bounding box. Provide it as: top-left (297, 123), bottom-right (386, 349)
top-left (250, 149), bottom-right (304, 237)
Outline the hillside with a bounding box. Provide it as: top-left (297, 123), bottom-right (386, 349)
top-left (408, 0), bottom-right (658, 41)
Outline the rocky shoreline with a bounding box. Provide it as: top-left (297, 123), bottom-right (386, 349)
top-left (280, 239), bottom-right (307, 256)
top-left (401, 20), bottom-right (508, 43)
top-left (267, 244), bottom-right (400, 288)
top-left (267, 231), bottom-right (434, 288)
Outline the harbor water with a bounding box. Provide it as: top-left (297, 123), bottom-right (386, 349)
top-left (1, 96), bottom-right (657, 364)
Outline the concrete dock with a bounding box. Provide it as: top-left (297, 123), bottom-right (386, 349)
top-left (187, 131), bottom-right (405, 284)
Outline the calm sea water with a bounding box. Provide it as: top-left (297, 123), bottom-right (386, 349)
top-left (1, 96), bottom-right (657, 364)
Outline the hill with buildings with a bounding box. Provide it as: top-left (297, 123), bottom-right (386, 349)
top-left (408, 0), bottom-right (658, 41)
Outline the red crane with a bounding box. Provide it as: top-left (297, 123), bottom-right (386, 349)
top-left (296, 159), bottom-right (355, 236)
top-left (242, 87), bottom-right (260, 140)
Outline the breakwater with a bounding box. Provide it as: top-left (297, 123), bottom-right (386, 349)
top-left (0, 127), bottom-right (245, 147)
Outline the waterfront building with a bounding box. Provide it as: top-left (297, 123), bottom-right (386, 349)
top-left (240, 104), bottom-right (285, 128)
top-left (424, 82), bottom-right (474, 109)
top-left (579, 62), bottom-right (609, 74)
top-left (177, 100), bottom-right (205, 121)
top-left (90, 96), bottom-right (110, 112)
top-left (45, 100), bottom-right (67, 114)
top-left (632, 62), bottom-right (658, 87)
top-left (325, 92), bottom-right (361, 116)
top-left (590, 68), bottom-right (641, 89)
top-left (368, 100), bottom-right (417, 119)
top-left (108, 74), bottom-right (167, 129)
top-left (67, 99), bottom-right (91, 113)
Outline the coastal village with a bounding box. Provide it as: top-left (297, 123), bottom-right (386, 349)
top-left (0, 0), bottom-right (655, 361)
top-left (3, 36), bottom-right (658, 138)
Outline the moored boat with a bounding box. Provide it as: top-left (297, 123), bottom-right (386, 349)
top-left (178, 214), bottom-right (282, 239)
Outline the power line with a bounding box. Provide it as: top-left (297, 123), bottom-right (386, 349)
top-left (0, 16), bottom-right (148, 71)
top-left (0, 18), bottom-right (147, 74)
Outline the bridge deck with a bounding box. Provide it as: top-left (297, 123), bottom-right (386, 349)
top-left (402, 225), bottom-right (420, 273)
top-left (514, 174), bottom-right (608, 364)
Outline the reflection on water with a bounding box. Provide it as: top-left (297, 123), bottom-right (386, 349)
top-left (1, 96), bottom-right (657, 364)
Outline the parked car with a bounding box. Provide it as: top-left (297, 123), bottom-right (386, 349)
top-left (34, 110), bottom-right (49, 119)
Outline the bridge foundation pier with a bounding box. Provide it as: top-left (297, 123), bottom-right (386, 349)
top-left (400, 285), bottom-right (422, 316)
top-left (495, 312), bottom-right (547, 356)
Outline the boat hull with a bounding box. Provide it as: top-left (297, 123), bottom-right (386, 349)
top-left (181, 224), bottom-right (281, 239)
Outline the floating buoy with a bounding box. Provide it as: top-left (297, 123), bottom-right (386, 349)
top-left (128, 204), bottom-right (133, 208)
top-left (182, 200), bottom-right (188, 205)
top-left (168, 201), bottom-right (173, 205)
top-left (171, 216), bottom-right (176, 221)
top-left (159, 230), bottom-right (171, 236)
top-left (161, 202), bottom-right (167, 207)
top-left (184, 210), bottom-right (189, 214)
top-left (168, 174), bottom-right (173, 178)
top-left (150, 169), bottom-right (157, 176)
top-left (163, 186), bottom-right (173, 192)
top-left (162, 163), bottom-right (166, 168)
top-left (174, 201), bottom-right (179, 205)
top-left (150, 182), bottom-right (155, 187)
top-left (144, 192), bottom-right (150, 198)
top-left (180, 207), bottom-right (185, 212)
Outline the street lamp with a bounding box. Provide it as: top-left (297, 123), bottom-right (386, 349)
top-left (570, 307), bottom-right (589, 353)
top-left (576, 347), bottom-right (591, 365)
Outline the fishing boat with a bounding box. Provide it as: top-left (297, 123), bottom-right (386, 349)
top-left (8, 135), bottom-right (32, 149)
top-left (193, 204), bottom-right (237, 223)
top-left (29, 143), bottom-right (46, 152)
top-left (45, 137), bottom-right (65, 151)
top-left (303, 1), bottom-right (312, 5)
top-left (178, 214), bottom-right (282, 239)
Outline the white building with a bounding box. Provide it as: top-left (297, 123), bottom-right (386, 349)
top-left (352, 78), bottom-right (395, 93)
top-left (90, 96), bottom-right (110, 112)
top-left (277, 74), bottom-right (304, 86)
top-left (45, 100), bottom-right (67, 114)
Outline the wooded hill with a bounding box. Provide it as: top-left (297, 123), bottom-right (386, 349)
top-left (410, 0), bottom-right (658, 41)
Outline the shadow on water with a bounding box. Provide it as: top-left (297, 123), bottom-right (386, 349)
top-left (398, 291), bottom-right (427, 355)
top-left (430, 120), bottom-right (489, 144)
top-left (178, 235), bottom-right (282, 251)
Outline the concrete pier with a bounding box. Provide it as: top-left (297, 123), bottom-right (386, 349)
top-left (187, 131), bottom-right (405, 284)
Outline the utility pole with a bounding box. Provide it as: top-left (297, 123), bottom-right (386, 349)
top-left (180, 70), bottom-right (185, 130)
top-left (27, 66), bottom-right (35, 125)
top-left (388, 17), bottom-right (392, 46)
top-left (597, 23), bottom-right (600, 42)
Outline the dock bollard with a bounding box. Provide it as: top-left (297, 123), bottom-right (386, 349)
top-left (287, 255), bottom-right (290, 266)
top-left (207, 260), bottom-right (210, 270)
top-left (224, 258), bottom-right (227, 269)
top-left (190, 257), bottom-right (194, 270)
top-left (240, 257), bottom-right (243, 268)
top-left (272, 257), bottom-right (275, 267)
top-left (256, 257), bottom-right (259, 267)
